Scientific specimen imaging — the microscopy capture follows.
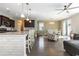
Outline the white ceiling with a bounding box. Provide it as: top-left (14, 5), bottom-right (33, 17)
top-left (0, 3), bottom-right (79, 21)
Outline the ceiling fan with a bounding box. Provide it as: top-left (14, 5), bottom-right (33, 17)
top-left (56, 3), bottom-right (79, 14)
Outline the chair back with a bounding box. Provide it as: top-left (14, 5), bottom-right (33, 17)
top-left (28, 29), bottom-right (35, 42)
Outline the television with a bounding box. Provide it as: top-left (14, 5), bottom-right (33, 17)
top-left (24, 20), bottom-right (35, 27)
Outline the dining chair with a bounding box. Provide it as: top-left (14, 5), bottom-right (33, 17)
top-left (26, 34), bottom-right (31, 53)
top-left (28, 29), bottom-right (35, 49)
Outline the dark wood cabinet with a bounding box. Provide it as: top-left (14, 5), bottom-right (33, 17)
top-left (0, 15), bottom-right (15, 27)
top-left (0, 16), bottom-right (2, 26)
top-left (9, 20), bottom-right (15, 27)
top-left (24, 20), bottom-right (35, 27)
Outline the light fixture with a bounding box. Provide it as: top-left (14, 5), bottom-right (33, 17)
top-left (28, 8), bottom-right (32, 23)
top-left (6, 8), bottom-right (10, 10)
top-left (6, 8), bottom-right (10, 12)
top-left (26, 18), bottom-right (29, 21)
top-left (49, 22), bottom-right (55, 24)
top-left (21, 13), bottom-right (25, 18)
top-left (26, 3), bottom-right (29, 21)
top-left (20, 3), bottom-right (25, 18)
top-left (29, 20), bottom-right (31, 23)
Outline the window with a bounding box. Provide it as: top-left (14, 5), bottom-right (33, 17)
top-left (39, 22), bottom-right (44, 31)
top-left (62, 19), bottom-right (71, 36)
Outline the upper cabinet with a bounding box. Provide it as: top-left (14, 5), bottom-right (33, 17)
top-left (24, 20), bottom-right (35, 27)
top-left (0, 15), bottom-right (15, 27)
top-left (0, 16), bottom-right (2, 26)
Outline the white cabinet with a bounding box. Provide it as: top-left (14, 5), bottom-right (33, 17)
top-left (0, 35), bottom-right (26, 56)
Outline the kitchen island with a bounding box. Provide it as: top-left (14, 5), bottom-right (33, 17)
top-left (0, 31), bottom-right (27, 56)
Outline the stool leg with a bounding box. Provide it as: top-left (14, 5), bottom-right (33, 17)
top-left (28, 45), bottom-right (30, 53)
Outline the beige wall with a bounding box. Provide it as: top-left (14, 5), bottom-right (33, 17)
top-left (44, 21), bottom-right (62, 31)
top-left (16, 18), bottom-right (24, 32)
top-left (69, 13), bottom-right (79, 33)
top-left (37, 20), bottom-right (62, 35)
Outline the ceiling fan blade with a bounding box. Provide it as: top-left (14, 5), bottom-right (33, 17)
top-left (55, 9), bottom-right (63, 10)
top-left (56, 10), bottom-right (64, 14)
top-left (68, 6), bottom-right (79, 10)
top-left (66, 3), bottom-right (72, 9)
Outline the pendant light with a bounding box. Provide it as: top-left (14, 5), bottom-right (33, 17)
top-left (29, 8), bottom-right (32, 23)
top-left (29, 20), bottom-right (32, 23)
top-left (26, 3), bottom-right (29, 21)
top-left (21, 3), bottom-right (25, 18)
top-left (21, 13), bottom-right (25, 18)
top-left (26, 17), bottom-right (29, 21)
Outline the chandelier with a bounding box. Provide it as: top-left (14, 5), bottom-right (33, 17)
top-left (20, 3), bottom-right (25, 18)
top-left (20, 3), bottom-right (31, 23)
top-left (26, 3), bottom-right (29, 21)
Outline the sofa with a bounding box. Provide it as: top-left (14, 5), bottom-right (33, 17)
top-left (63, 34), bottom-right (79, 56)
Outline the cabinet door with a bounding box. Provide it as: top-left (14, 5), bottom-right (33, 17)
top-left (0, 15), bottom-right (15, 27)
top-left (10, 20), bottom-right (15, 27)
top-left (0, 35), bottom-right (25, 56)
top-left (0, 16), bottom-right (2, 26)
top-left (2, 16), bottom-right (10, 27)
top-left (24, 20), bottom-right (35, 27)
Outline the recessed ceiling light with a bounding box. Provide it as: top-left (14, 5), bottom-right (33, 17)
top-left (6, 8), bottom-right (10, 10)
top-left (49, 22), bottom-right (55, 24)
